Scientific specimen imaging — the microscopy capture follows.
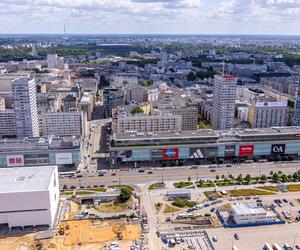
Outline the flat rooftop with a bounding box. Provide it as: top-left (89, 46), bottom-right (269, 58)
top-left (114, 127), bottom-right (300, 141)
top-left (0, 136), bottom-right (80, 153)
top-left (0, 166), bottom-right (57, 193)
top-left (231, 203), bottom-right (266, 215)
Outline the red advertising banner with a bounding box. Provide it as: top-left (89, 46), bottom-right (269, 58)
top-left (6, 155), bottom-right (24, 167)
top-left (239, 145), bottom-right (254, 156)
top-left (163, 148), bottom-right (179, 160)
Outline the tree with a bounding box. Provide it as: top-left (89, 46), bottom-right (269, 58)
top-left (261, 175), bottom-right (267, 181)
top-left (245, 174), bottom-right (251, 183)
top-left (131, 106), bottom-right (144, 115)
top-left (229, 174), bottom-right (234, 180)
top-left (187, 72), bottom-right (196, 81)
top-left (119, 187), bottom-right (132, 203)
top-left (188, 176), bottom-right (191, 182)
top-left (270, 171), bottom-right (274, 176)
top-left (272, 173), bottom-right (279, 183)
top-left (99, 75), bottom-right (110, 89)
top-left (215, 175), bottom-right (220, 181)
top-left (281, 174), bottom-right (288, 183)
top-left (237, 174), bottom-right (243, 183)
top-left (292, 172), bottom-right (298, 180)
top-left (221, 174), bottom-right (225, 180)
top-left (198, 179), bottom-right (204, 187)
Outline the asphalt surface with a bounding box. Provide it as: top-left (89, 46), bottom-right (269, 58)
top-left (59, 161), bottom-right (300, 187)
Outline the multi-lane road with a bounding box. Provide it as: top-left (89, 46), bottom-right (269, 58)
top-left (60, 161), bottom-right (300, 187)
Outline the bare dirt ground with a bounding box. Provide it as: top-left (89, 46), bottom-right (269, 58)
top-left (63, 220), bottom-right (140, 246)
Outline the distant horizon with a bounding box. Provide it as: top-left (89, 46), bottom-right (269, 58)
top-left (1, 33), bottom-right (300, 37)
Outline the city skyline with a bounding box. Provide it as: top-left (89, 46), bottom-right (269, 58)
top-left (0, 0), bottom-right (300, 35)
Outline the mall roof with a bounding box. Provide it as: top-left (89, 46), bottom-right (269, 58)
top-left (114, 127), bottom-right (300, 141)
top-left (0, 166), bottom-right (57, 193)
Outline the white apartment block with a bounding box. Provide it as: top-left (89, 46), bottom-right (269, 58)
top-left (12, 77), bottom-right (40, 138)
top-left (212, 75), bottom-right (237, 130)
top-left (42, 112), bottom-right (81, 137)
top-left (230, 203), bottom-right (277, 225)
top-left (47, 54), bottom-right (65, 70)
top-left (0, 166), bottom-right (59, 229)
top-left (0, 73), bottom-right (28, 92)
top-left (248, 101), bottom-right (288, 128)
top-left (116, 114), bottom-right (182, 133)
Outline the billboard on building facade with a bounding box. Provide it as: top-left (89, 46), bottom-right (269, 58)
top-left (271, 144), bottom-right (286, 155)
top-left (116, 150), bottom-right (133, 162)
top-left (239, 145), bottom-right (254, 156)
top-left (55, 153), bottom-right (73, 165)
top-left (163, 148), bottom-right (179, 160)
top-left (6, 155), bottom-right (24, 167)
top-left (224, 145), bottom-right (236, 157)
top-left (189, 147), bottom-right (217, 159)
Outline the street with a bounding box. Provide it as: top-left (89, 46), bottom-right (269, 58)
top-left (60, 161), bottom-right (300, 187)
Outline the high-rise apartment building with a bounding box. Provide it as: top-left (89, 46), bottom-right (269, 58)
top-left (294, 81), bottom-right (300, 126)
top-left (248, 101), bottom-right (288, 128)
top-left (12, 77), bottom-right (39, 138)
top-left (212, 75), bottom-right (237, 130)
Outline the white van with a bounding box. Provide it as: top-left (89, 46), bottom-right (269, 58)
top-left (264, 243), bottom-right (272, 250)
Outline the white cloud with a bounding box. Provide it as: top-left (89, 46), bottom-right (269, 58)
top-left (0, 0), bottom-right (299, 34)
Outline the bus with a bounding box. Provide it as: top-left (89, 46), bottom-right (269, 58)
top-left (59, 171), bottom-right (76, 178)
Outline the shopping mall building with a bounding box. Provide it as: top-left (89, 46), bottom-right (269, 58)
top-left (0, 136), bottom-right (81, 168)
top-left (110, 127), bottom-right (300, 166)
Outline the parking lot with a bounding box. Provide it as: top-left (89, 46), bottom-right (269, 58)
top-left (147, 185), bottom-right (300, 250)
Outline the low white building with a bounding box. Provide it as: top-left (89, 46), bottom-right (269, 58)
top-left (230, 203), bottom-right (277, 225)
top-left (0, 166), bottom-right (59, 229)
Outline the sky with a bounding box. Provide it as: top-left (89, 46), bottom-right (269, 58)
top-left (0, 0), bottom-right (300, 35)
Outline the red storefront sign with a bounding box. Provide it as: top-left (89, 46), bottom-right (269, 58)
top-left (239, 145), bottom-right (254, 156)
top-left (163, 148), bottom-right (179, 160)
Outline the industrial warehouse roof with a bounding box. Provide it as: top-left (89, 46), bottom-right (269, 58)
top-left (0, 166), bottom-right (57, 193)
top-left (114, 126), bottom-right (300, 141)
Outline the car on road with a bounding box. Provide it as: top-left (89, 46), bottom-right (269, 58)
top-left (138, 169), bottom-right (145, 173)
top-left (234, 233), bottom-right (240, 240)
top-left (111, 172), bottom-right (116, 176)
top-left (147, 171), bottom-right (153, 174)
top-left (283, 199), bottom-right (288, 203)
top-left (210, 169), bottom-right (216, 172)
top-left (112, 179), bottom-right (118, 182)
top-left (98, 173), bottom-right (104, 176)
top-left (226, 164), bottom-right (232, 168)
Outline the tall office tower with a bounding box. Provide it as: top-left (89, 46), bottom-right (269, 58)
top-left (212, 75), bottom-right (237, 130)
top-left (160, 49), bottom-right (168, 64)
top-left (12, 77), bottom-right (39, 138)
top-left (294, 81), bottom-right (300, 126)
top-left (103, 87), bottom-right (124, 118)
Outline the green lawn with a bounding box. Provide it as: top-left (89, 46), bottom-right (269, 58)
top-left (257, 186), bottom-right (279, 192)
top-left (148, 182), bottom-right (165, 190)
top-left (97, 200), bottom-right (132, 213)
top-left (76, 190), bottom-right (95, 195)
top-left (203, 191), bottom-right (223, 199)
top-left (108, 185), bottom-right (134, 192)
top-left (82, 187), bottom-right (106, 192)
top-left (171, 198), bottom-right (198, 208)
top-left (229, 189), bottom-right (274, 197)
top-left (60, 191), bottom-right (74, 196)
top-left (163, 204), bottom-right (180, 213)
top-left (287, 184), bottom-right (300, 192)
top-left (173, 181), bottom-right (193, 188)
